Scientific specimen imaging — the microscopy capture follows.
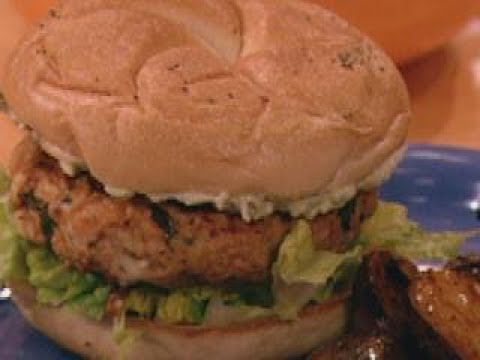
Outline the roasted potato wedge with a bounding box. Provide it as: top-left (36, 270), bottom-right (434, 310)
top-left (311, 251), bottom-right (480, 360)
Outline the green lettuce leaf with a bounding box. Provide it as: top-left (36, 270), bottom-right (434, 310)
top-left (0, 169), bottom-right (10, 196)
top-left (28, 248), bottom-right (85, 290)
top-left (0, 200), bottom-right (28, 282)
top-left (272, 281), bottom-right (317, 320)
top-left (0, 160), bottom-right (472, 328)
top-left (275, 220), bottom-right (362, 286)
top-left (112, 312), bottom-right (143, 358)
top-left (226, 281), bottom-right (274, 308)
top-left (272, 220), bottom-right (362, 319)
top-left (360, 202), bottom-right (472, 260)
top-left (27, 247), bottom-right (103, 298)
top-left (314, 258), bottom-right (361, 303)
top-left (157, 288), bottom-right (214, 324)
top-left (269, 200), bottom-right (472, 319)
top-left (0, 167), bottom-right (111, 321)
top-left (125, 287), bottom-right (161, 318)
top-left (67, 286), bottom-right (110, 321)
top-left (157, 286), bottom-right (276, 325)
top-left (204, 297), bottom-right (274, 326)
top-left (27, 247), bottom-right (110, 320)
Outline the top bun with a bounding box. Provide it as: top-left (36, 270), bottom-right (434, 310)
top-left (3, 0), bottom-right (410, 201)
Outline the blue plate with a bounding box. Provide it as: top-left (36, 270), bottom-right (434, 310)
top-left (1, 144), bottom-right (479, 359)
top-left (381, 144), bottom-right (480, 254)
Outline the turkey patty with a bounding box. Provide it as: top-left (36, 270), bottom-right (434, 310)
top-left (9, 140), bottom-right (378, 288)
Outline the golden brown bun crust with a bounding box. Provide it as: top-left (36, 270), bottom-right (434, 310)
top-left (10, 281), bottom-right (348, 360)
top-left (3, 0), bottom-right (410, 199)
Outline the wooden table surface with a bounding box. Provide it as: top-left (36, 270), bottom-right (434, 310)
top-left (0, 1), bottom-right (479, 168)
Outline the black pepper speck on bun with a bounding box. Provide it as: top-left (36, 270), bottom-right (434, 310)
top-left (1, 0), bottom-right (410, 359)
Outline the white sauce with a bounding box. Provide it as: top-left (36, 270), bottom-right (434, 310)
top-left (37, 138), bottom-right (84, 177)
top-left (104, 146), bottom-right (406, 221)
top-left (37, 134), bottom-right (406, 222)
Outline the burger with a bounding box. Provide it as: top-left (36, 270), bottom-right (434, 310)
top-left (0, 0), bottom-right (413, 359)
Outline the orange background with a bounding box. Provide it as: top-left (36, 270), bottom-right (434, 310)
top-left (1, 0), bottom-right (480, 167)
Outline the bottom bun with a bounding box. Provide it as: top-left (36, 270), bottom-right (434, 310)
top-left (9, 281), bottom-right (349, 360)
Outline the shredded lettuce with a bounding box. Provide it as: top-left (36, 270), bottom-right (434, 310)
top-left (270, 202), bottom-right (475, 318)
top-left (314, 258), bottom-right (361, 303)
top-left (112, 312), bottom-right (143, 359)
top-left (0, 169), bottom-right (111, 321)
top-left (204, 297), bottom-right (274, 326)
top-left (0, 170), bottom-right (9, 196)
top-left (272, 220), bottom-right (362, 319)
top-left (26, 247), bottom-right (110, 320)
top-left (158, 287), bottom-right (214, 324)
top-left (124, 287), bottom-right (160, 319)
top-left (275, 220), bottom-right (362, 286)
top-left (272, 281), bottom-right (317, 320)
top-left (226, 281), bottom-right (274, 308)
top-left (0, 163), bottom-right (472, 327)
top-left (0, 202), bottom-right (28, 282)
top-left (360, 202), bottom-right (470, 260)
top-left (67, 287), bottom-right (110, 321)
top-left (125, 285), bottom-right (271, 325)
